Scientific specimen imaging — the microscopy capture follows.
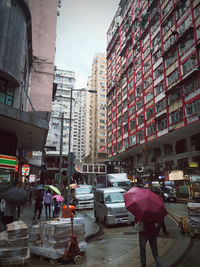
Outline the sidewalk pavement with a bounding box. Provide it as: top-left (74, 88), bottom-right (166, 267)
top-left (15, 203), bottom-right (191, 266)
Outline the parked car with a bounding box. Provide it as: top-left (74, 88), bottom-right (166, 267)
top-left (151, 187), bottom-right (176, 202)
top-left (94, 187), bottom-right (134, 226)
top-left (74, 184), bottom-right (94, 209)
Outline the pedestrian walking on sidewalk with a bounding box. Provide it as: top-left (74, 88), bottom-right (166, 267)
top-left (136, 218), bottom-right (163, 267)
top-left (157, 219), bottom-right (169, 235)
top-left (33, 190), bottom-right (43, 221)
top-left (44, 189), bottom-right (52, 219)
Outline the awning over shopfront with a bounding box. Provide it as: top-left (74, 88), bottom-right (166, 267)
top-left (0, 154), bottom-right (18, 172)
top-left (0, 103), bottom-right (49, 151)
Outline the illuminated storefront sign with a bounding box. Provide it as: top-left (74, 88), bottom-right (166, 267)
top-left (0, 154), bottom-right (18, 172)
top-left (22, 164), bottom-right (30, 176)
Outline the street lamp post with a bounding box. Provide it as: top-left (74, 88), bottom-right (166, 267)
top-left (66, 88), bottom-right (97, 217)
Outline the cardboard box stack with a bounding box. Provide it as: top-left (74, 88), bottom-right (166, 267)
top-left (187, 202), bottom-right (200, 235)
top-left (30, 218), bottom-right (87, 260)
top-left (0, 220), bottom-right (29, 267)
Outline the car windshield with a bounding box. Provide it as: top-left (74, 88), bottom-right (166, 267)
top-left (112, 181), bottom-right (131, 187)
top-left (75, 186), bottom-right (92, 194)
top-left (104, 192), bottom-right (124, 204)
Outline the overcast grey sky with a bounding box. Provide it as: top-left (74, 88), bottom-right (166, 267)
top-left (55, 0), bottom-right (120, 88)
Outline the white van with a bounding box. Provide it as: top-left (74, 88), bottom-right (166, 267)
top-left (94, 187), bottom-right (134, 226)
top-left (74, 184), bottom-right (94, 209)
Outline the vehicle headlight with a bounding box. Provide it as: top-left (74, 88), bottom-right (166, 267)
top-left (164, 193), bottom-right (168, 197)
top-left (107, 207), bottom-right (113, 214)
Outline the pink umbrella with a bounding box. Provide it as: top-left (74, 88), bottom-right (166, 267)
top-left (53, 195), bottom-right (64, 202)
top-left (123, 187), bottom-right (167, 223)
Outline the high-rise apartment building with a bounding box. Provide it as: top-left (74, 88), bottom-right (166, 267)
top-left (85, 53), bottom-right (107, 164)
top-left (73, 90), bottom-right (85, 162)
top-left (107, 0), bottom-right (200, 181)
top-left (46, 69), bottom-right (76, 154)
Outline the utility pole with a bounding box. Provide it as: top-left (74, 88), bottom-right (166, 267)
top-left (58, 112), bottom-right (64, 192)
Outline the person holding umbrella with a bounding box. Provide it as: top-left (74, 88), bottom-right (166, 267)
top-left (136, 218), bottom-right (163, 267)
top-left (43, 189), bottom-right (52, 219)
top-left (33, 189), bottom-right (44, 221)
top-left (124, 187), bottom-right (167, 267)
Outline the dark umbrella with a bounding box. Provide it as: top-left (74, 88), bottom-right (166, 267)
top-left (3, 187), bottom-right (28, 205)
top-left (124, 187), bottom-right (167, 223)
top-left (31, 184), bottom-right (44, 191)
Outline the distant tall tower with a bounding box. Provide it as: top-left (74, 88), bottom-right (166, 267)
top-left (46, 69), bottom-right (76, 155)
top-left (73, 90), bottom-right (85, 162)
top-left (85, 53), bottom-right (107, 164)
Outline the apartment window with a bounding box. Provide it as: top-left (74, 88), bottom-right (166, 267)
top-left (130, 134), bottom-right (136, 145)
top-left (136, 72), bottom-right (142, 83)
top-left (144, 74), bottom-right (152, 89)
top-left (137, 114), bottom-right (144, 125)
top-left (167, 69), bottom-right (179, 86)
top-left (137, 129), bottom-right (145, 141)
top-left (163, 35), bottom-right (175, 53)
top-left (123, 99), bottom-right (127, 108)
top-left (161, 0), bottom-right (172, 18)
top-left (0, 78), bottom-right (14, 106)
top-left (129, 92), bottom-right (135, 102)
top-left (152, 49), bottom-right (161, 62)
top-left (183, 78), bottom-right (199, 95)
top-left (191, 133), bottom-right (200, 150)
top-left (194, 3), bottom-right (200, 19)
top-left (157, 116), bottom-right (167, 130)
top-left (169, 108), bottom-right (183, 124)
top-left (143, 47), bottom-right (150, 59)
top-left (156, 99), bottom-right (166, 113)
top-left (185, 100), bottom-right (200, 116)
top-left (178, 14), bottom-right (192, 35)
top-left (129, 105), bottom-right (135, 116)
top-left (147, 123), bottom-right (155, 136)
top-left (123, 124), bottom-right (128, 133)
top-left (128, 79), bottom-right (134, 90)
top-left (162, 16), bottom-right (174, 35)
top-left (154, 82), bottom-right (164, 96)
top-left (145, 91), bottom-right (153, 104)
top-left (129, 119), bottom-right (136, 130)
top-left (118, 141), bottom-right (123, 150)
top-left (146, 107), bottom-right (154, 119)
top-left (100, 113), bottom-right (106, 117)
top-left (136, 85), bottom-right (143, 97)
top-left (168, 88), bottom-right (181, 104)
top-left (179, 34), bottom-right (194, 56)
top-left (99, 119), bottom-right (106, 123)
top-left (182, 54), bottom-right (197, 74)
top-left (143, 60), bottom-right (151, 73)
top-left (117, 128), bottom-right (122, 136)
top-left (176, 0), bottom-right (190, 20)
top-left (137, 99), bottom-right (143, 110)
top-left (99, 139), bottom-right (105, 143)
top-left (165, 50), bottom-right (177, 68)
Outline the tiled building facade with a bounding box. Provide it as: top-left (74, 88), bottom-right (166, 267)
top-left (106, 0), bottom-right (200, 180)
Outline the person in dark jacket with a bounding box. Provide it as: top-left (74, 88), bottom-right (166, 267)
top-left (33, 190), bottom-right (43, 220)
top-left (136, 217), bottom-right (163, 267)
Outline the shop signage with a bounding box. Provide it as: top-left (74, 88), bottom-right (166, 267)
top-left (189, 162), bottom-right (198, 168)
top-left (169, 170), bottom-right (184, 181)
top-left (190, 176), bottom-right (200, 182)
top-left (29, 174), bottom-right (36, 183)
top-left (22, 164), bottom-right (30, 176)
top-left (99, 146), bottom-right (105, 152)
top-left (0, 154), bottom-right (18, 171)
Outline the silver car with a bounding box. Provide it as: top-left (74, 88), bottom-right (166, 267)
top-left (94, 187), bottom-right (134, 226)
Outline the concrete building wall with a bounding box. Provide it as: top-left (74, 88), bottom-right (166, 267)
top-left (28, 0), bottom-right (58, 112)
top-left (90, 53), bottom-right (107, 164)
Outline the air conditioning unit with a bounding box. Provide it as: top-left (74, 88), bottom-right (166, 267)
top-left (168, 125), bottom-right (174, 131)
